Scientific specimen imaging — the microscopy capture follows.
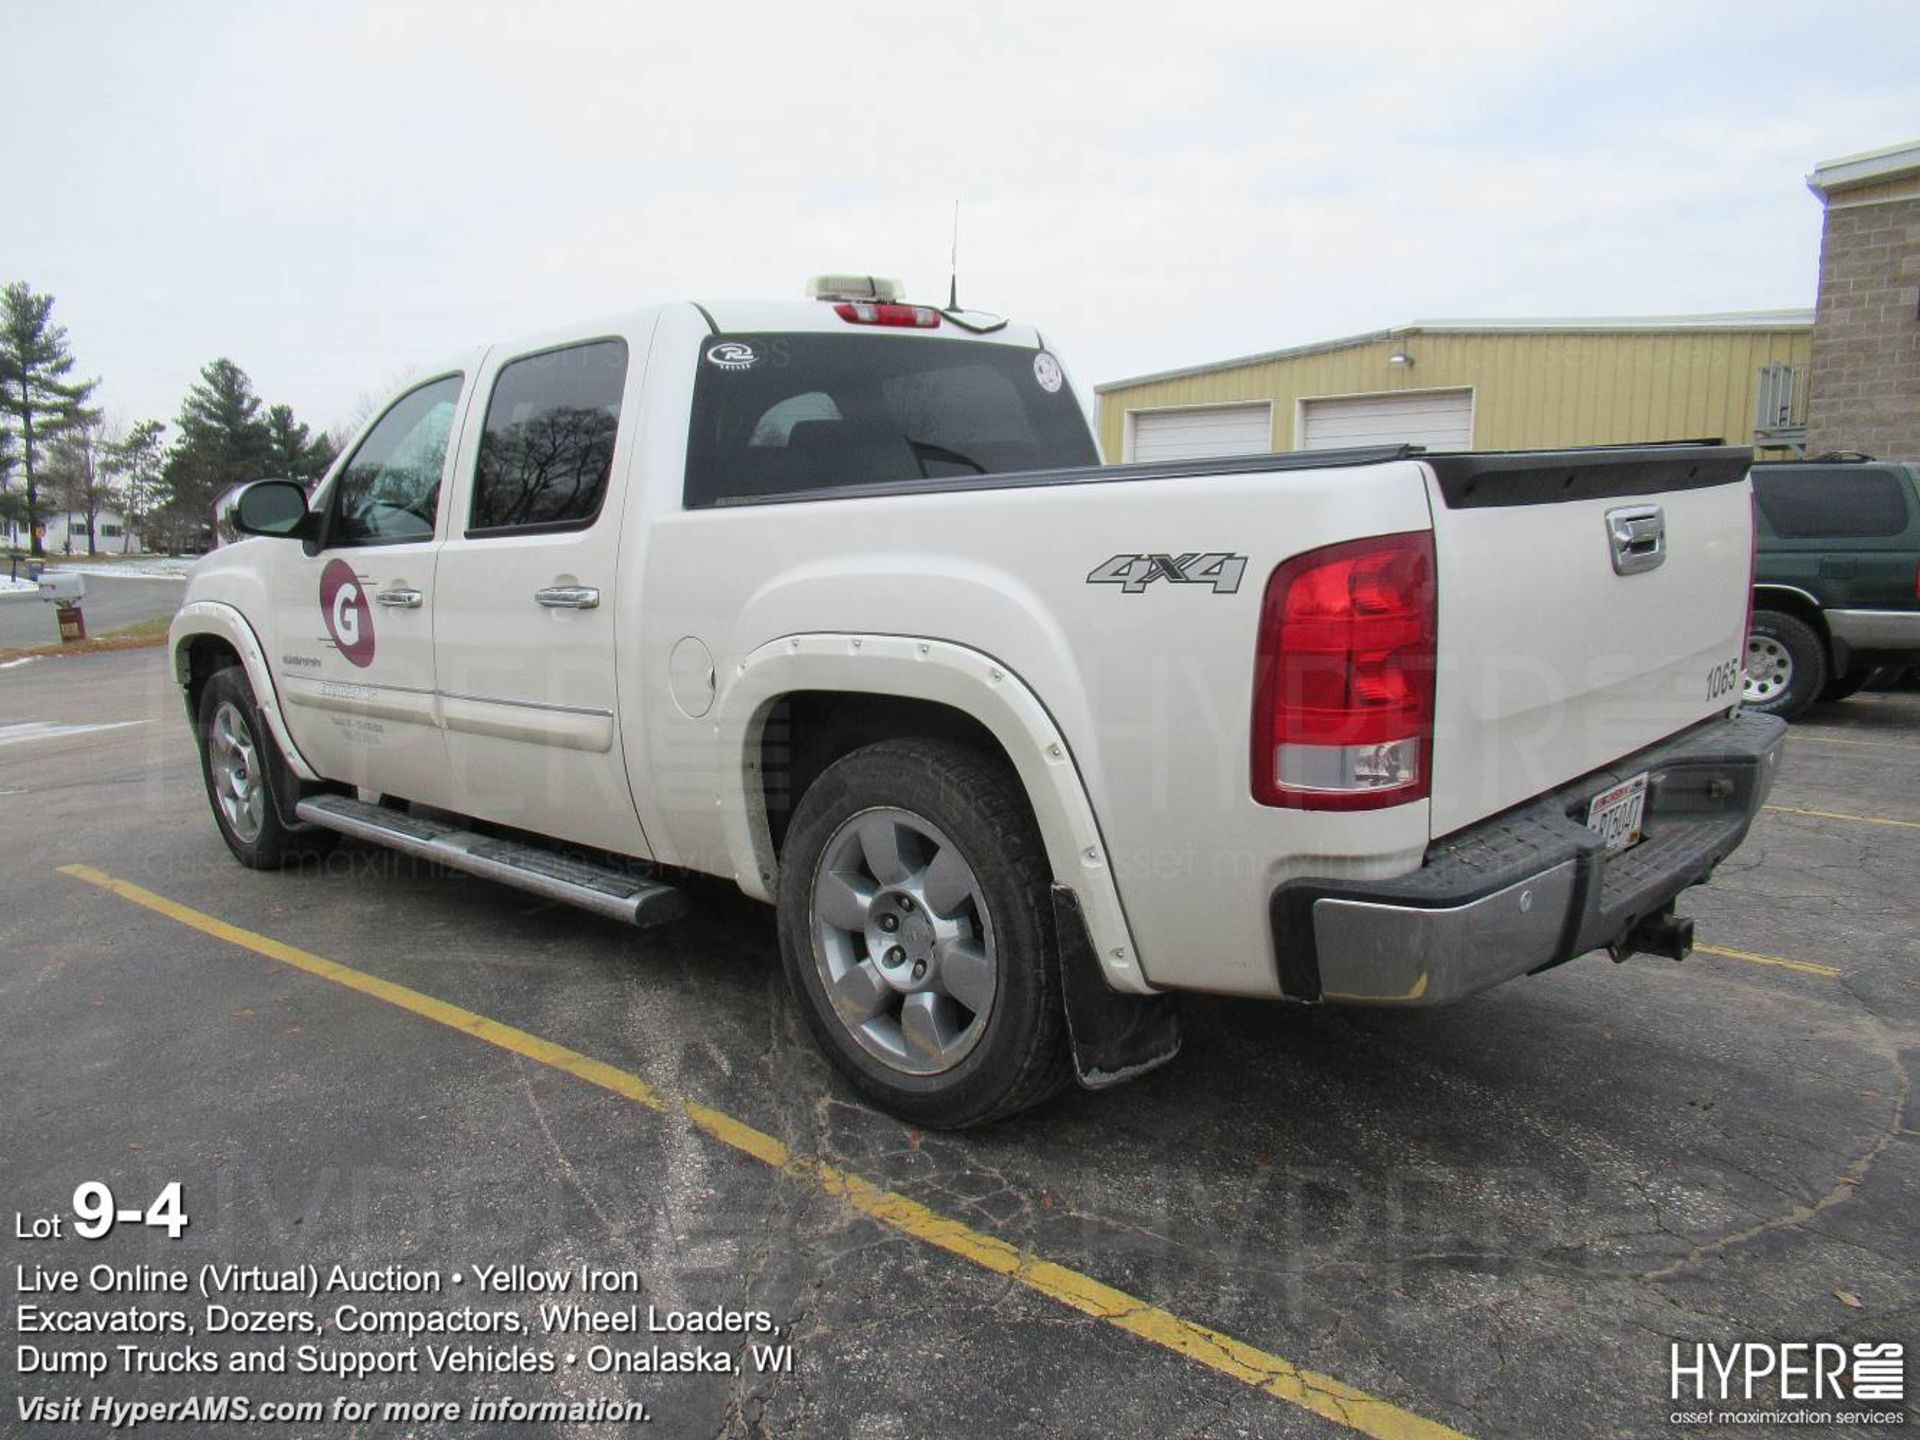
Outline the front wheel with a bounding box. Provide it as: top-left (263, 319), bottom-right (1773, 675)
top-left (1744, 611), bottom-right (1828, 720)
top-left (195, 667), bottom-right (338, 869)
top-left (775, 739), bottom-right (1070, 1128)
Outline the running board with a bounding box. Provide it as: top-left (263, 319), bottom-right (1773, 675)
top-left (294, 795), bottom-right (686, 928)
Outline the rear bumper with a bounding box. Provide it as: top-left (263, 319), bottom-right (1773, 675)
top-left (1270, 712), bottom-right (1787, 1005)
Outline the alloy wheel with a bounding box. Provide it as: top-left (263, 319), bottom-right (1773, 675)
top-left (809, 807), bottom-right (997, 1076)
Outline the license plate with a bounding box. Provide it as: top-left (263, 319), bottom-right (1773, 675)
top-left (1586, 772), bottom-right (1649, 856)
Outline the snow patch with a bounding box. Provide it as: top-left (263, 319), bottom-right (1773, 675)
top-left (38, 559), bottom-right (194, 581)
top-left (0, 720), bottom-right (148, 747)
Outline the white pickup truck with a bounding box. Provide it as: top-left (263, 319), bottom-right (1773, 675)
top-left (170, 277), bottom-right (1785, 1126)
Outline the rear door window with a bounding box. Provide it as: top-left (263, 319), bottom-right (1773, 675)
top-left (1753, 467), bottom-right (1913, 539)
top-left (469, 339), bottom-right (629, 534)
top-left (685, 334), bottom-right (1097, 506)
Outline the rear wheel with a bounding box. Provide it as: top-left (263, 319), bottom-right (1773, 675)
top-left (775, 739), bottom-right (1070, 1128)
top-left (195, 667), bottom-right (337, 869)
top-left (1744, 611), bottom-right (1827, 720)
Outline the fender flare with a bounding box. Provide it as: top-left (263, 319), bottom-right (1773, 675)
top-left (168, 600), bottom-right (321, 782)
top-left (716, 633), bottom-right (1155, 995)
top-left (1751, 582), bottom-right (1827, 617)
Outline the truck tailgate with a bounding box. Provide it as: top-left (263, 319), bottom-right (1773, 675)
top-left (1422, 447), bottom-right (1754, 839)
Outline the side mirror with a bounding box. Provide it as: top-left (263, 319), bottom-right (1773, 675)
top-left (229, 479), bottom-right (315, 541)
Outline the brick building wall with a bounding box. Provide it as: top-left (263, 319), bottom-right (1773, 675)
top-left (1805, 149), bottom-right (1920, 461)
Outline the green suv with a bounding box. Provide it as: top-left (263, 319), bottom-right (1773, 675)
top-left (1748, 456), bottom-right (1920, 719)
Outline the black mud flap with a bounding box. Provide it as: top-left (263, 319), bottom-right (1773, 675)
top-left (1052, 885), bottom-right (1181, 1090)
top-left (250, 703), bottom-right (321, 833)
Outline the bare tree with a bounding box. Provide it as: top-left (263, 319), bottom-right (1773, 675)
top-left (46, 416), bottom-right (118, 556)
top-left (327, 365), bottom-right (424, 464)
top-left (109, 419), bottom-right (167, 554)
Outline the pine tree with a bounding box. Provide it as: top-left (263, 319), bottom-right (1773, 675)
top-left (162, 358), bottom-right (273, 546)
top-left (0, 283), bottom-right (99, 556)
top-left (264, 402), bottom-right (336, 483)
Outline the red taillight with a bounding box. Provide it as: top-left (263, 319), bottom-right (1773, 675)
top-left (833, 301), bottom-right (941, 328)
top-left (1251, 531), bottom-right (1436, 810)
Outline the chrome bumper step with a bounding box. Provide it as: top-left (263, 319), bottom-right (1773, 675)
top-left (294, 795), bottom-right (686, 928)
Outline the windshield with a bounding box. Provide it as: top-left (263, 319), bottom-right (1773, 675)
top-left (684, 333), bottom-right (1097, 506)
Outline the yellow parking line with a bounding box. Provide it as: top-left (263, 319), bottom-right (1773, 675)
top-left (57, 863), bottom-right (1466, 1440)
top-left (1764, 804), bottom-right (1920, 832)
top-left (1694, 943), bottom-right (1843, 978)
top-left (1790, 732), bottom-right (1920, 755)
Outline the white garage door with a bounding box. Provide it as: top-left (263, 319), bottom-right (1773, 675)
top-left (1128, 403), bottom-right (1273, 462)
top-left (1300, 389), bottom-right (1473, 452)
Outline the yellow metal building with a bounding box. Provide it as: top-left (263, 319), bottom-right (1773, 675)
top-left (1094, 312), bottom-right (1813, 463)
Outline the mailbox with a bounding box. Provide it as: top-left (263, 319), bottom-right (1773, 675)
top-left (37, 571), bottom-right (86, 604)
top-left (37, 571), bottom-right (88, 643)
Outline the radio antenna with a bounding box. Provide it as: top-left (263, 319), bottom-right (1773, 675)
top-left (948, 199), bottom-right (960, 311)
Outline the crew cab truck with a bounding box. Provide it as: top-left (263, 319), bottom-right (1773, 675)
top-left (170, 277), bottom-right (1785, 1127)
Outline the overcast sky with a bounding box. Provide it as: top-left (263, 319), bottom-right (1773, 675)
top-left (6, 1), bottom-right (1917, 438)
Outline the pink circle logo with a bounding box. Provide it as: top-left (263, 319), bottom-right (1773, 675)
top-left (319, 559), bottom-right (376, 668)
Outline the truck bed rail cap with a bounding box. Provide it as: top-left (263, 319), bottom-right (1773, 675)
top-left (1422, 443), bottom-right (1753, 509)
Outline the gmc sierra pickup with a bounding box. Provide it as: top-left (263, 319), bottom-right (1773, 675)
top-left (169, 276), bottom-right (1785, 1126)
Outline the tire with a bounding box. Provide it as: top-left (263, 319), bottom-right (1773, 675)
top-left (775, 738), bottom-right (1071, 1129)
top-left (1819, 666), bottom-right (1872, 704)
top-left (1862, 664), bottom-right (1908, 693)
top-left (195, 667), bottom-right (338, 869)
top-left (1743, 611), bottom-right (1828, 720)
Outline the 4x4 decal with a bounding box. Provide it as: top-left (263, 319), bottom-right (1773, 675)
top-left (1087, 552), bottom-right (1248, 595)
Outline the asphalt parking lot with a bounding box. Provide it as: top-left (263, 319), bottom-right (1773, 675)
top-left (2, 649), bottom-right (1915, 1439)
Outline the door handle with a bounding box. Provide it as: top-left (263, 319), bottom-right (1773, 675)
top-left (374, 588), bottom-right (424, 609)
top-left (535, 585), bottom-right (601, 610)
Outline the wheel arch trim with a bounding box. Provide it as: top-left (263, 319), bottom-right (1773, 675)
top-left (1751, 584), bottom-right (1830, 629)
top-left (169, 601), bottom-right (321, 782)
top-left (717, 633), bottom-right (1154, 995)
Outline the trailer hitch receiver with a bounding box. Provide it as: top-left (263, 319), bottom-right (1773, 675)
top-left (1610, 906), bottom-right (1695, 963)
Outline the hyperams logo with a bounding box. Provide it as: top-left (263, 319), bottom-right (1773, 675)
top-left (1668, 1340), bottom-right (1906, 1428)
top-left (319, 559), bottom-right (376, 668)
top-left (1087, 553), bottom-right (1248, 595)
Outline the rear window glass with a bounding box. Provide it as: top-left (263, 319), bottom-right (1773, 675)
top-left (684, 334), bottom-right (1097, 506)
top-left (1753, 467), bottom-right (1912, 539)
top-left (470, 338), bottom-right (628, 533)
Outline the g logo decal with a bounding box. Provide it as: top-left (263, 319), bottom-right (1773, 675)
top-left (319, 558), bottom-right (376, 668)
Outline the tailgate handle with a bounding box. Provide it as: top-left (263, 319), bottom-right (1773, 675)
top-left (1606, 505), bottom-right (1666, 576)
